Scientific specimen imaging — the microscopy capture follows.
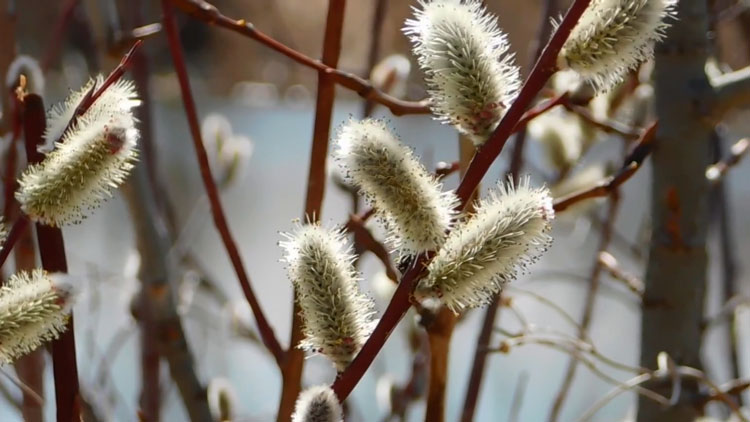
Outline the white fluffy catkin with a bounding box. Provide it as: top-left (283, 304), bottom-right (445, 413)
top-left (335, 118), bottom-right (458, 255)
top-left (415, 177), bottom-right (554, 313)
top-left (404, 0), bottom-right (521, 145)
top-left (292, 385), bottom-right (343, 422)
top-left (0, 269), bottom-right (73, 363)
top-left (16, 77), bottom-right (140, 226)
top-left (280, 223), bottom-right (376, 372)
top-left (558, 0), bottom-right (678, 93)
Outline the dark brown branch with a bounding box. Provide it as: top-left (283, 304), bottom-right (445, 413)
top-left (22, 94), bottom-right (81, 422)
top-left (362, 0), bottom-right (389, 117)
top-left (562, 102), bottom-right (642, 140)
top-left (161, 0), bottom-right (284, 365)
top-left (553, 122), bottom-right (657, 213)
top-left (0, 216), bottom-right (29, 271)
top-left (168, 0), bottom-right (429, 116)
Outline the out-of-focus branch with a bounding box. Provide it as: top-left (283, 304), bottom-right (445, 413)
top-left (40, 0), bottom-right (80, 72)
top-left (548, 193), bottom-right (620, 421)
top-left (362, 0), bottom-right (389, 117)
top-left (346, 215), bottom-right (399, 282)
top-left (0, 0), bottom-right (17, 136)
top-left (168, 0), bottom-right (430, 116)
top-left (161, 0), bottom-right (284, 365)
top-left (712, 65), bottom-right (750, 119)
top-left (553, 122), bottom-right (657, 213)
top-left (706, 138), bottom-right (749, 183)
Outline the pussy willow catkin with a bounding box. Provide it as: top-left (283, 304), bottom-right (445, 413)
top-left (404, 0), bottom-right (521, 145)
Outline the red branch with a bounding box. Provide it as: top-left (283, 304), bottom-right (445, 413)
top-left (160, 0), bottom-right (284, 365)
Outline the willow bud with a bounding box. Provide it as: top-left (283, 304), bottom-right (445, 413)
top-left (415, 177), bottom-right (554, 313)
top-left (558, 0), bottom-right (678, 93)
top-left (0, 269), bottom-right (73, 363)
top-left (404, 0), bottom-right (521, 145)
top-left (16, 77), bottom-right (140, 226)
top-left (280, 223), bottom-right (376, 371)
top-left (292, 385), bottom-right (343, 422)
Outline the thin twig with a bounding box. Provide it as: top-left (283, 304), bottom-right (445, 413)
top-left (168, 0), bottom-right (430, 116)
top-left (161, 0), bottom-right (284, 365)
top-left (346, 215), bottom-right (399, 282)
top-left (548, 193), bottom-right (620, 421)
top-left (553, 122), bottom-right (657, 213)
top-left (362, 0), bottom-right (389, 117)
top-left (40, 0), bottom-right (80, 72)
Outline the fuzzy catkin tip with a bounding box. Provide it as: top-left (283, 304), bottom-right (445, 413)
top-left (558, 0), bottom-right (678, 93)
top-left (404, 0), bottom-right (521, 145)
top-left (415, 177), bottom-right (554, 313)
top-left (16, 76), bottom-right (140, 227)
top-left (292, 385), bottom-right (343, 422)
top-left (0, 269), bottom-right (73, 363)
top-left (280, 223), bottom-right (376, 372)
top-left (334, 118), bottom-right (458, 255)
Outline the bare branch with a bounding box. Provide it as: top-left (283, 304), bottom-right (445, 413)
top-left (713, 65), bottom-right (750, 119)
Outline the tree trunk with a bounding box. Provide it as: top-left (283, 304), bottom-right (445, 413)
top-left (637, 1), bottom-right (712, 421)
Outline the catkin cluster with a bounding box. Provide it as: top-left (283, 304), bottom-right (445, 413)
top-left (334, 118), bottom-right (457, 255)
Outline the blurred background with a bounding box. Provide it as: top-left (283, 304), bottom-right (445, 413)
top-left (2, 0), bottom-right (750, 421)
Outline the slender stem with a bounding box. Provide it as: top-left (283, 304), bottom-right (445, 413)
top-left (167, 0), bottom-right (429, 116)
top-left (279, 1), bottom-right (347, 420)
top-left (40, 0), bottom-right (80, 72)
top-left (362, 0), bottom-right (389, 117)
top-left (22, 94), bottom-right (81, 422)
top-left (332, 0), bottom-right (594, 402)
top-left (548, 194), bottom-right (620, 421)
top-left (161, 0), bottom-right (284, 365)
top-left (0, 216), bottom-right (30, 271)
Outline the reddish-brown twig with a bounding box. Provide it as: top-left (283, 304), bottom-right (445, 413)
top-left (513, 92), bottom-right (568, 131)
top-left (347, 215), bottom-right (399, 282)
top-left (40, 0), bottom-right (80, 72)
top-left (332, 0), bottom-right (595, 402)
top-left (168, 0), bottom-right (430, 116)
top-left (161, 0), bottom-right (284, 365)
top-left (0, 216), bottom-right (29, 271)
top-left (23, 94), bottom-right (81, 422)
top-left (562, 102), bottom-right (642, 140)
top-left (553, 122), bottom-right (656, 213)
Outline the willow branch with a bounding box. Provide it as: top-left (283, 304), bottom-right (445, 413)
top-left (168, 0), bottom-right (429, 116)
top-left (706, 138), bottom-right (749, 183)
top-left (161, 0), bottom-right (284, 365)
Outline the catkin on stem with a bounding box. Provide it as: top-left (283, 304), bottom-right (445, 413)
top-left (16, 77), bottom-right (140, 226)
top-left (0, 269), bottom-right (74, 363)
top-left (404, 0), bottom-right (521, 145)
top-left (292, 385), bottom-right (343, 422)
top-left (558, 0), bottom-right (678, 93)
top-left (334, 118), bottom-right (457, 255)
top-left (416, 177), bottom-right (555, 313)
top-left (280, 223), bottom-right (376, 371)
